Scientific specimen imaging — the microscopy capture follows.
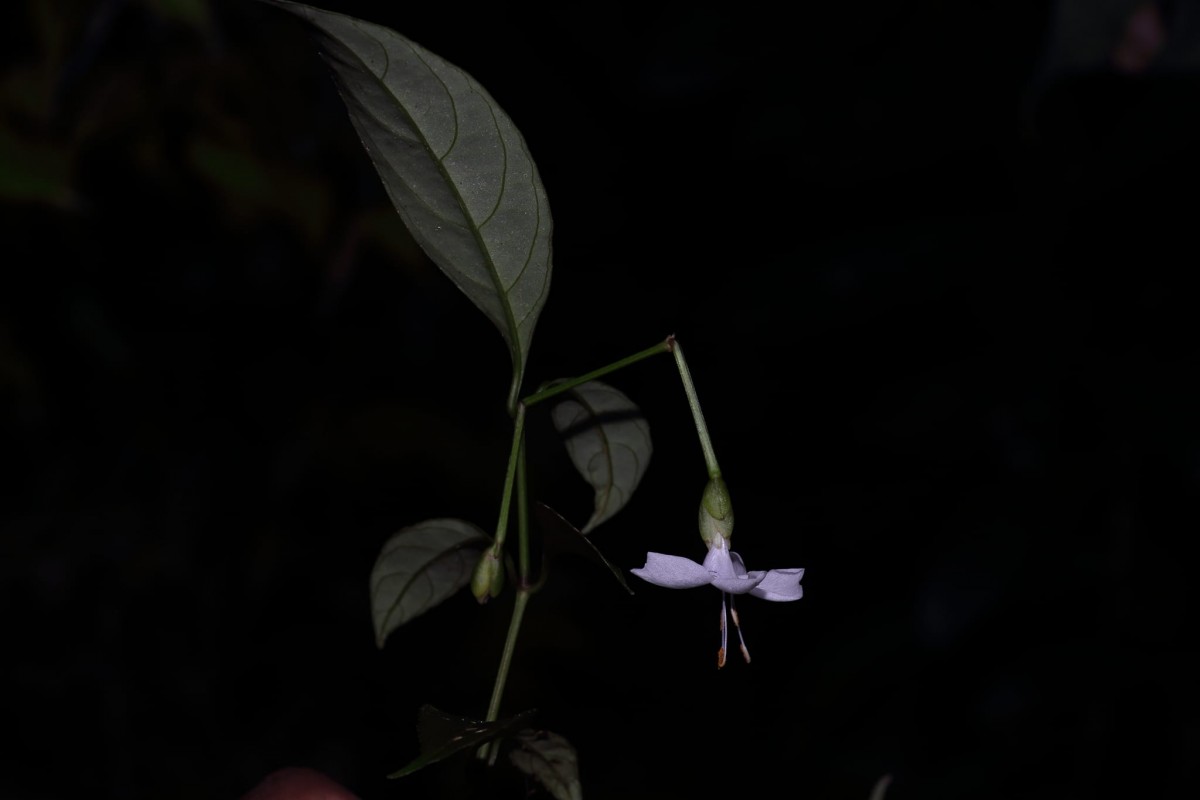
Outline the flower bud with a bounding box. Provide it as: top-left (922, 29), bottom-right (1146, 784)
top-left (698, 476), bottom-right (734, 545)
top-left (470, 548), bottom-right (504, 603)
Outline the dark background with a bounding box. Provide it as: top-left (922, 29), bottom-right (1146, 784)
top-left (2, 1), bottom-right (1198, 798)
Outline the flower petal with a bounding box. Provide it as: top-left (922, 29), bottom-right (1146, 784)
top-left (631, 552), bottom-right (715, 589)
top-left (748, 568), bottom-right (805, 601)
top-left (711, 574), bottom-right (767, 594)
top-left (703, 545), bottom-right (736, 578)
top-left (706, 546), bottom-right (767, 593)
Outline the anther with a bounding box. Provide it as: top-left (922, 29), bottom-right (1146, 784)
top-left (729, 594), bottom-right (751, 664)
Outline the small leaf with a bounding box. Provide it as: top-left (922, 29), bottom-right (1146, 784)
top-left (550, 380), bottom-right (651, 533)
top-left (389, 704), bottom-right (535, 779)
top-left (370, 518), bottom-right (488, 648)
top-left (535, 503), bottom-right (632, 595)
top-left (261, 0), bottom-right (553, 408)
top-left (509, 729), bottom-right (582, 800)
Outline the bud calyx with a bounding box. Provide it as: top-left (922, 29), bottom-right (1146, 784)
top-left (698, 477), bottom-right (734, 545)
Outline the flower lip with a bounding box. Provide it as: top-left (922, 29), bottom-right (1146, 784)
top-left (703, 544), bottom-right (767, 594)
top-left (631, 540), bottom-right (803, 601)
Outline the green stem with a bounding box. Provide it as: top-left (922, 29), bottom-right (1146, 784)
top-left (483, 414), bottom-right (531, 750)
top-left (516, 433), bottom-right (531, 580)
top-left (506, 370), bottom-right (521, 419)
top-left (671, 339), bottom-right (721, 478)
top-left (485, 588), bottom-right (530, 719)
top-left (521, 338), bottom-right (673, 407)
top-left (490, 403), bottom-right (526, 553)
top-left (481, 335), bottom-right (684, 757)
top-left (481, 587), bottom-right (531, 761)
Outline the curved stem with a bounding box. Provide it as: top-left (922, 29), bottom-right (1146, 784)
top-left (521, 338), bottom-right (672, 407)
top-left (671, 339), bottom-right (721, 478)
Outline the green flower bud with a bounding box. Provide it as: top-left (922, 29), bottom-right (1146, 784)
top-left (470, 549), bottom-right (504, 603)
top-left (698, 476), bottom-right (734, 545)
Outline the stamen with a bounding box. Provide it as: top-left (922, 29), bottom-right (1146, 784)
top-left (718, 593), bottom-right (729, 669)
top-left (729, 594), bottom-right (751, 664)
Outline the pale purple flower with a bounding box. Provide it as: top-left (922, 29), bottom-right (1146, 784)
top-left (632, 536), bottom-right (804, 667)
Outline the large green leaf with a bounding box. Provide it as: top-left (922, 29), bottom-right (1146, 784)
top-left (370, 518), bottom-right (488, 648)
top-left (263, 0), bottom-right (553, 408)
top-left (388, 704), bottom-right (535, 779)
top-left (508, 729), bottom-right (583, 800)
top-left (550, 380), bottom-right (652, 533)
